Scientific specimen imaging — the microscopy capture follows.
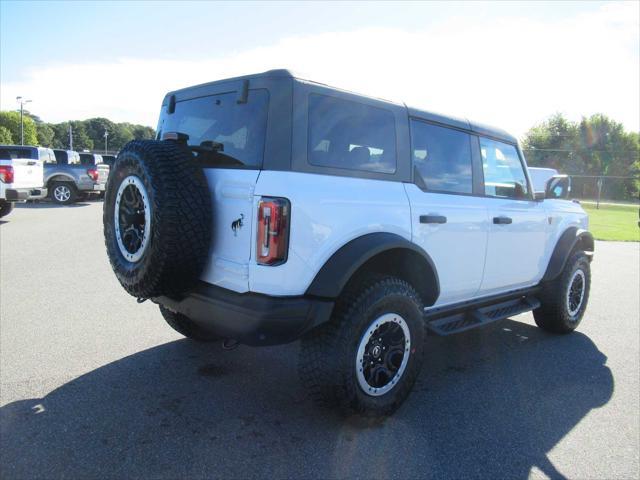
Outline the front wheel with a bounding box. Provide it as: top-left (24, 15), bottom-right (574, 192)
top-left (534, 250), bottom-right (591, 333)
top-left (299, 276), bottom-right (425, 417)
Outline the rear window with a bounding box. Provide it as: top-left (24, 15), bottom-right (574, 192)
top-left (157, 89), bottom-right (269, 168)
top-left (307, 94), bottom-right (397, 174)
top-left (0, 147), bottom-right (36, 160)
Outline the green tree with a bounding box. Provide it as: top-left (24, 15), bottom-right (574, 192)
top-left (0, 126), bottom-right (13, 144)
top-left (84, 117), bottom-right (116, 151)
top-left (36, 123), bottom-right (55, 146)
top-left (68, 121), bottom-right (94, 150)
top-left (50, 122), bottom-right (71, 149)
top-left (0, 111), bottom-right (38, 145)
top-left (523, 113), bottom-right (639, 200)
top-left (132, 125), bottom-right (155, 141)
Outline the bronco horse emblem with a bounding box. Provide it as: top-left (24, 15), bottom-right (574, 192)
top-left (231, 214), bottom-right (244, 236)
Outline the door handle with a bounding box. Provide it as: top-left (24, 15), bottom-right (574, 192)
top-left (420, 215), bottom-right (447, 224)
top-left (493, 216), bottom-right (513, 225)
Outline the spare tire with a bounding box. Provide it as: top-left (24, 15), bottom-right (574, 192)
top-left (103, 140), bottom-right (212, 298)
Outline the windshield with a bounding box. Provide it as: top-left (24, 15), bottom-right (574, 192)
top-left (157, 89), bottom-right (269, 168)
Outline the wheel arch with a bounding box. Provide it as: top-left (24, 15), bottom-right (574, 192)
top-left (305, 232), bottom-right (440, 306)
top-left (542, 227), bottom-right (594, 282)
top-left (47, 174), bottom-right (76, 186)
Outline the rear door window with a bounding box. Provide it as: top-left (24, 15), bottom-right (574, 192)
top-left (410, 120), bottom-right (473, 194)
top-left (158, 89), bottom-right (269, 168)
top-left (480, 138), bottom-right (529, 199)
top-left (307, 94), bottom-right (397, 174)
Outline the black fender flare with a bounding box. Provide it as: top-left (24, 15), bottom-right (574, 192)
top-left (542, 227), bottom-right (594, 282)
top-left (305, 232), bottom-right (440, 304)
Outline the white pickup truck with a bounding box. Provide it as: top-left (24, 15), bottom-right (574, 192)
top-left (0, 145), bottom-right (48, 218)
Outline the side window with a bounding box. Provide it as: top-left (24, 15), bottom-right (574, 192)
top-left (410, 120), bottom-right (473, 194)
top-left (480, 138), bottom-right (529, 199)
top-left (308, 94), bottom-right (396, 174)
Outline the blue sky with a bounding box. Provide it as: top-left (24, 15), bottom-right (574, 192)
top-left (1, 1), bottom-right (637, 136)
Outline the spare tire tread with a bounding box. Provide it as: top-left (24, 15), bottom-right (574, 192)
top-left (103, 140), bottom-right (212, 298)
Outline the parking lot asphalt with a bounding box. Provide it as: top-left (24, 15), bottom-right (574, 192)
top-left (1, 201), bottom-right (638, 480)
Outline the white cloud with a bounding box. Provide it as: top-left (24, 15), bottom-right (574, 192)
top-left (1, 2), bottom-right (638, 138)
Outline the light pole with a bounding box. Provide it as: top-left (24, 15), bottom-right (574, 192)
top-left (104, 129), bottom-right (109, 154)
top-left (16, 96), bottom-right (32, 145)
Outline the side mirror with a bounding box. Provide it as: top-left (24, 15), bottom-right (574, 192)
top-left (534, 191), bottom-right (546, 201)
top-left (545, 175), bottom-right (571, 200)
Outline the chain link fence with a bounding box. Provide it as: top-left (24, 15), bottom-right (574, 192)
top-left (568, 175), bottom-right (639, 205)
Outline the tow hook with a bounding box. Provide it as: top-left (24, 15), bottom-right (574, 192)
top-left (222, 338), bottom-right (239, 350)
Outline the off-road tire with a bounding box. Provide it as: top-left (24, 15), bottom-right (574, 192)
top-left (103, 140), bottom-right (212, 299)
top-left (299, 276), bottom-right (425, 417)
top-left (0, 200), bottom-right (14, 218)
top-left (159, 305), bottom-right (221, 342)
top-left (49, 182), bottom-right (77, 205)
top-left (534, 250), bottom-right (591, 334)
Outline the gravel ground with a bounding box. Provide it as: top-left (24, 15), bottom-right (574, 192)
top-left (1, 201), bottom-right (638, 479)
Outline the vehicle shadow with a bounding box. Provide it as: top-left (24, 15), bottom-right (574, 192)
top-left (0, 319), bottom-right (613, 480)
top-left (14, 201), bottom-right (92, 209)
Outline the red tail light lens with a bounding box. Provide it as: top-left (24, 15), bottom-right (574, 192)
top-left (0, 165), bottom-right (14, 184)
top-left (87, 168), bottom-right (99, 182)
top-left (257, 197), bottom-right (290, 266)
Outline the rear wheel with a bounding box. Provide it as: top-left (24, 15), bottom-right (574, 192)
top-left (50, 182), bottom-right (77, 205)
top-left (0, 200), bottom-right (14, 218)
top-left (534, 250), bottom-right (591, 333)
top-left (299, 276), bottom-right (425, 417)
top-left (159, 306), bottom-right (221, 342)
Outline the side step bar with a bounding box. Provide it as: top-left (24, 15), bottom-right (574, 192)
top-left (425, 295), bottom-right (541, 336)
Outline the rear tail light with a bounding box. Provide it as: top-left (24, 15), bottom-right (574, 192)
top-left (257, 197), bottom-right (290, 266)
top-left (0, 165), bottom-right (14, 184)
top-left (87, 168), bottom-right (99, 182)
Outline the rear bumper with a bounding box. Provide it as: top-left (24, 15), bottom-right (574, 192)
top-left (153, 282), bottom-right (334, 346)
top-left (5, 188), bottom-right (31, 201)
top-left (28, 188), bottom-right (48, 200)
top-left (77, 182), bottom-right (105, 193)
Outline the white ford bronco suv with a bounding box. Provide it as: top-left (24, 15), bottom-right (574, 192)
top-left (103, 70), bottom-right (593, 416)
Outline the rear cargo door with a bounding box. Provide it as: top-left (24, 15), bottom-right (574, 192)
top-left (10, 158), bottom-right (44, 189)
top-left (199, 169), bottom-right (260, 292)
top-left (156, 86), bottom-right (270, 293)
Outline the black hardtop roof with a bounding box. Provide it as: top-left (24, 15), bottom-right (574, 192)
top-left (166, 69), bottom-right (518, 144)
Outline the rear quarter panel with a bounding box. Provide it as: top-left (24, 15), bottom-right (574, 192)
top-left (45, 165), bottom-right (94, 190)
top-left (250, 171), bottom-right (412, 296)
